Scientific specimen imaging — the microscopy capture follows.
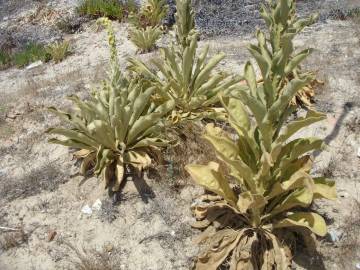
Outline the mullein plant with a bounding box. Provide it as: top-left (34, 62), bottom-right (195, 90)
top-left (128, 0), bottom-right (240, 124)
top-left (254, 0), bottom-right (321, 107)
top-left (129, 0), bottom-right (169, 29)
top-left (185, 2), bottom-right (336, 268)
top-left (129, 26), bottom-right (162, 53)
top-left (128, 0), bottom-right (168, 53)
top-left (47, 18), bottom-right (174, 193)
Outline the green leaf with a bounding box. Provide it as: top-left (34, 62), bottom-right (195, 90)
top-left (270, 188), bottom-right (313, 217)
top-left (244, 61), bottom-right (257, 97)
top-left (285, 49), bottom-right (313, 74)
top-left (313, 177), bottom-right (337, 200)
top-left (276, 110), bottom-right (326, 143)
top-left (274, 212), bottom-right (327, 236)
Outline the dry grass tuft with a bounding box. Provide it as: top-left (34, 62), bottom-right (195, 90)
top-left (63, 241), bottom-right (121, 270)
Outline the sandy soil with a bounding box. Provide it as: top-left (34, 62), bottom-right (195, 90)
top-left (0, 1), bottom-right (359, 269)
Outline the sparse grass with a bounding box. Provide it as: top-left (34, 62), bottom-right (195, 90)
top-left (0, 41), bottom-right (72, 69)
top-left (46, 40), bottom-right (71, 63)
top-left (77, 0), bottom-right (138, 21)
top-left (12, 43), bottom-right (50, 68)
top-left (0, 51), bottom-right (12, 70)
top-left (63, 241), bottom-right (120, 270)
top-left (98, 198), bottom-right (119, 223)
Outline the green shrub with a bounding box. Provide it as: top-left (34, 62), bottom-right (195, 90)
top-left (0, 51), bottom-right (11, 70)
top-left (77, 0), bottom-right (137, 21)
top-left (12, 43), bottom-right (50, 68)
top-left (47, 18), bottom-right (174, 193)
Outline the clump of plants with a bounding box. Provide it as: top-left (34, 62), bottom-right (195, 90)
top-left (77, 0), bottom-right (138, 21)
top-left (129, 0), bottom-right (169, 29)
top-left (128, 0), bottom-right (168, 53)
top-left (12, 42), bottom-right (50, 67)
top-left (0, 51), bottom-right (11, 70)
top-left (47, 18), bottom-right (174, 193)
top-left (185, 0), bottom-right (336, 268)
top-left (255, 0), bottom-right (321, 107)
top-left (128, 0), bottom-right (240, 123)
top-left (0, 40), bottom-right (71, 69)
top-left (129, 26), bottom-right (162, 53)
top-left (46, 40), bottom-right (71, 63)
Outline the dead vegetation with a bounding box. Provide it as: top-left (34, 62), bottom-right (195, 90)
top-left (62, 241), bottom-right (121, 270)
top-left (0, 225), bottom-right (28, 252)
top-left (159, 122), bottom-right (217, 192)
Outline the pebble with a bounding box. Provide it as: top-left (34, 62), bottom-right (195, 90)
top-left (81, 205), bottom-right (92, 215)
top-left (26, 60), bottom-right (43, 70)
top-left (328, 229), bottom-right (342, 242)
top-left (92, 199), bottom-right (102, 211)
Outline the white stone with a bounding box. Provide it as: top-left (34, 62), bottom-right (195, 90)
top-left (81, 205), bottom-right (92, 215)
top-left (26, 60), bottom-right (43, 70)
top-left (92, 199), bottom-right (102, 211)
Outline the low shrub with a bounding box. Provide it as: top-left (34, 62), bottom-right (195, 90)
top-left (0, 51), bottom-right (11, 70)
top-left (12, 43), bottom-right (50, 68)
top-left (77, 0), bottom-right (138, 21)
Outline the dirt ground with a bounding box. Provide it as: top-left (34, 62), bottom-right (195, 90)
top-left (0, 1), bottom-right (359, 270)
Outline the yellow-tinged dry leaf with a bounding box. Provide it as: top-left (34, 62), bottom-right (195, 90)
top-left (237, 191), bottom-right (266, 214)
top-left (313, 177), bottom-right (337, 200)
top-left (73, 149), bottom-right (92, 158)
top-left (204, 123), bottom-right (239, 159)
top-left (125, 150), bottom-right (152, 171)
top-left (113, 158), bottom-right (125, 192)
top-left (270, 188), bottom-right (313, 217)
top-left (196, 229), bottom-right (241, 270)
top-left (266, 171), bottom-right (314, 199)
top-left (80, 152), bottom-right (96, 175)
top-left (185, 162), bottom-right (237, 206)
top-left (273, 212), bottom-right (327, 237)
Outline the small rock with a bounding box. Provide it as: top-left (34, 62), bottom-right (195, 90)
top-left (92, 199), bottom-right (102, 211)
top-left (328, 229), bottom-right (342, 242)
top-left (357, 147), bottom-right (360, 158)
top-left (355, 262), bottom-right (360, 269)
top-left (81, 205), bottom-right (92, 215)
top-left (47, 230), bottom-right (57, 242)
top-left (26, 60), bottom-right (43, 70)
top-left (170, 230), bottom-right (176, 237)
